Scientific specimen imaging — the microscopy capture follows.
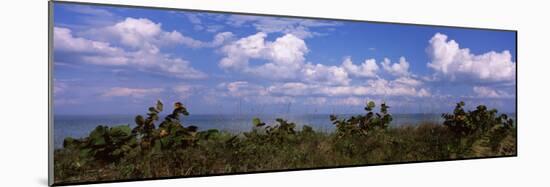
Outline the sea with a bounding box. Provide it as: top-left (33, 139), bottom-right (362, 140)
top-left (52, 113), bottom-right (514, 148)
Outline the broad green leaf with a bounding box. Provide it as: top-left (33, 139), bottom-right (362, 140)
top-left (135, 115), bottom-right (145, 126)
top-left (156, 100), bottom-right (163, 112)
top-left (252, 118), bottom-right (263, 127)
top-left (367, 101), bottom-right (376, 110)
top-left (110, 125), bottom-right (131, 136)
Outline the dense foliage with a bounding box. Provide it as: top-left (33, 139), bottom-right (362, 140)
top-left (54, 100), bottom-right (516, 184)
top-left (329, 101), bottom-right (392, 137)
top-left (441, 101), bottom-right (516, 156)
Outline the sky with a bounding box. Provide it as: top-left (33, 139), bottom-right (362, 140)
top-left (52, 2), bottom-right (517, 115)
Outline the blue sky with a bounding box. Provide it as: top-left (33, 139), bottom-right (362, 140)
top-left (52, 2), bottom-right (516, 115)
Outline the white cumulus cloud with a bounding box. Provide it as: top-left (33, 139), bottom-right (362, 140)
top-left (341, 57), bottom-right (379, 78)
top-left (302, 63), bottom-right (350, 85)
top-left (85, 17), bottom-right (234, 49)
top-left (54, 26), bottom-right (207, 79)
top-left (219, 32), bottom-right (309, 80)
top-left (381, 57), bottom-right (411, 77)
top-left (87, 17), bottom-right (203, 48)
top-left (427, 33), bottom-right (516, 82)
top-left (220, 32), bottom-right (381, 85)
top-left (54, 27), bottom-right (122, 55)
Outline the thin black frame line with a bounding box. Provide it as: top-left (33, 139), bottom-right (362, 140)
top-left (515, 31), bottom-right (519, 157)
top-left (51, 0), bottom-right (517, 32)
top-left (48, 0), bottom-right (519, 186)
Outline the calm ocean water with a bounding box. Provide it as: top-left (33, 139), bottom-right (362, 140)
top-left (53, 113), bottom-right (514, 148)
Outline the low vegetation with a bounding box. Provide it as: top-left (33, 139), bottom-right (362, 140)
top-left (54, 100), bottom-right (516, 184)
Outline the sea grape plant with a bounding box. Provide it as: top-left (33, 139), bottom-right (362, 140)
top-left (330, 100), bottom-right (393, 137)
top-left (131, 100), bottom-right (199, 151)
top-left (63, 125), bottom-right (137, 162)
top-left (63, 100), bottom-right (200, 163)
top-left (442, 101), bottom-right (514, 137)
top-left (442, 101), bottom-right (515, 153)
top-left (247, 118), bottom-right (297, 137)
top-left (156, 102), bottom-right (199, 150)
top-left (252, 117), bottom-right (266, 127)
top-left (244, 117), bottom-right (312, 143)
top-left (266, 118), bottom-right (297, 136)
top-left (132, 100), bottom-right (163, 150)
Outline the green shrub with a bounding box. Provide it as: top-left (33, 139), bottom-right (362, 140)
top-left (62, 100), bottom-right (200, 162)
top-left (442, 101), bottom-right (516, 156)
top-left (62, 125), bottom-right (137, 163)
top-left (329, 100), bottom-right (393, 137)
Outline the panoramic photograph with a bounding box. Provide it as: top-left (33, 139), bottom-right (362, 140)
top-left (51, 2), bottom-right (517, 185)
